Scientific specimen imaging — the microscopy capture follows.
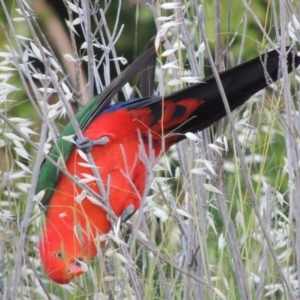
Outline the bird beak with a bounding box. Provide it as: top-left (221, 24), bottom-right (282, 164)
top-left (68, 259), bottom-right (88, 278)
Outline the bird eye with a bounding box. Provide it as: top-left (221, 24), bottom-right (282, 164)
top-left (54, 252), bottom-right (63, 259)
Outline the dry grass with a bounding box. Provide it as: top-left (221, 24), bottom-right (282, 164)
top-left (0, 0), bottom-right (300, 299)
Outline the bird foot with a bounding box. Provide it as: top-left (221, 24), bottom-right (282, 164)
top-left (121, 222), bottom-right (133, 235)
top-left (76, 136), bottom-right (110, 153)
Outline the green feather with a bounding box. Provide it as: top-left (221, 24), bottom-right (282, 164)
top-left (36, 96), bottom-right (98, 209)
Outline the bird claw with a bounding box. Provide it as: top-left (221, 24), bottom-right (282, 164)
top-left (76, 137), bottom-right (94, 153)
top-left (121, 222), bottom-right (133, 235)
top-left (76, 136), bottom-right (110, 153)
top-left (120, 204), bottom-right (135, 222)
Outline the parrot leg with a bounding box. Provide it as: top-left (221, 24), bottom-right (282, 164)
top-left (76, 136), bottom-right (110, 153)
top-left (120, 204), bottom-right (136, 222)
top-left (117, 204), bottom-right (135, 235)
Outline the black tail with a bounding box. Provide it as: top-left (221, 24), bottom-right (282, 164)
top-left (119, 48), bottom-right (299, 146)
top-left (165, 47), bottom-right (300, 135)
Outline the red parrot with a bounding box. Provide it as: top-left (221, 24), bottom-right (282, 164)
top-left (38, 47), bottom-right (300, 284)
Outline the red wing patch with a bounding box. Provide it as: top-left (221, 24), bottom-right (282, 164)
top-left (129, 97), bottom-right (205, 150)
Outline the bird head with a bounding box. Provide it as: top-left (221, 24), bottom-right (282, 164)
top-left (39, 221), bottom-right (97, 284)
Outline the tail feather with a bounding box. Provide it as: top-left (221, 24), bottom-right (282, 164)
top-left (127, 48), bottom-right (299, 143)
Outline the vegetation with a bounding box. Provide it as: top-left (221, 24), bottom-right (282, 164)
top-left (0, 0), bottom-right (299, 299)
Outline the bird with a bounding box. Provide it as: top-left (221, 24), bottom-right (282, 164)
top-left (37, 46), bottom-right (300, 284)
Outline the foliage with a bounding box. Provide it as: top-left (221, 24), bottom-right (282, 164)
top-left (0, 0), bottom-right (300, 299)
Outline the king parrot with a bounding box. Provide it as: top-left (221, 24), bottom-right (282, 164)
top-left (38, 47), bottom-right (300, 284)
